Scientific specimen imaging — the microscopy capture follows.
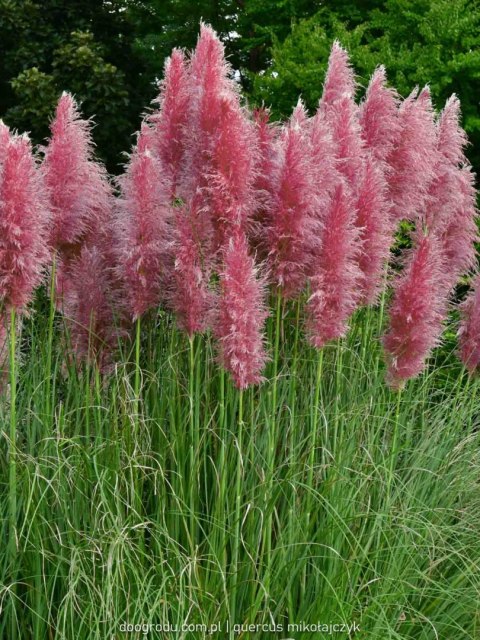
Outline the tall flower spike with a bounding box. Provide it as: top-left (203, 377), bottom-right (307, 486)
top-left (458, 274), bottom-right (480, 374)
top-left (327, 94), bottom-right (365, 192)
top-left (43, 92), bottom-right (111, 249)
top-left (356, 156), bottom-right (392, 305)
top-left (117, 130), bottom-right (172, 320)
top-left (359, 66), bottom-right (401, 163)
top-left (267, 101), bottom-right (320, 299)
top-left (146, 48), bottom-right (190, 198)
top-left (0, 121), bottom-right (11, 164)
top-left (171, 202), bottom-right (214, 336)
top-left (383, 232), bottom-right (445, 388)
top-left (0, 133), bottom-right (51, 311)
top-left (436, 95), bottom-right (468, 166)
top-left (181, 22), bottom-right (238, 199)
top-left (387, 87), bottom-right (437, 223)
top-left (320, 41), bottom-right (356, 108)
top-left (62, 244), bottom-right (122, 370)
top-left (307, 183), bottom-right (361, 347)
top-left (425, 97), bottom-right (478, 291)
top-left (309, 107), bottom-right (338, 210)
top-left (215, 230), bottom-right (268, 389)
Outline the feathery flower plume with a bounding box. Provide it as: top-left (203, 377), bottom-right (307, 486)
top-left (145, 48), bottom-right (190, 198)
top-left (171, 202), bottom-right (214, 336)
top-left (307, 183), bottom-right (361, 347)
top-left (425, 97), bottom-right (478, 291)
top-left (387, 87), bottom-right (437, 223)
top-left (0, 121), bottom-right (11, 164)
top-left (43, 92), bottom-right (111, 249)
top-left (0, 133), bottom-right (51, 311)
top-left (215, 230), bottom-right (268, 389)
top-left (204, 95), bottom-right (257, 247)
top-left (356, 156), bottom-right (391, 304)
top-left (266, 101), bottom-right (319, 299)
top-left (458, 274), bottom-right (480, 374)
top-left (250, 108), bottom-right (280, 257)
top-left (181, 22), bottom-right (238, 199)
top-left (436, 95), bottom-right (468, 166)
top-left (383, 232), bottom-right (445, 387)
top-left (327, 95), bottom-right (365, 191)
top-left (62, 244), bottom-right (122, 370)
top-left (117, 129), bottom-right (172, 319)
top-left (359, 66), bottom-right (400, 163)
top-left (309, 107), bottom-right (338, 207)
top-left (320, 41), bottom-right (356, 108)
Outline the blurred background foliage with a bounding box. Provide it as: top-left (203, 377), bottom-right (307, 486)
top-left (1, 0), bottom-right (479, 172)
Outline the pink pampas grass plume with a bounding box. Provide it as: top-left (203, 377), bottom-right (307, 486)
top-left (425, 97), bottom-right (478, 291)
top-left (42, 92), bottom-right (112, 249)
top-left (181, 23), bottom-right (238, 198)
top-left (383, 232), bottom-right (445, 387)
top-left (309, 107), bottom-right (338, 206)
top-left (356, 156), bottom-right (392, 305)
top-left (436, 95), bottom-right (469, 165)
top-left (359, 67), bottom-right (400, 163)
top-left (458, 274), bottom-right (480, 374)
top-left (145, 48), bottom-right (190, 198)
top-left (266, 101), bottom-right (320, 299)
top-left (171, 202), bottom-right (214, 336)
top-left (215, 230), bottom-right (268, 389)
top-left (307, 183), bottom-right (361, 347)
top-left (62, 244), bottom-right (122, 370)
top-left (326, 95), bottom-right (365, 192)
top-left (117, 132), bottom-right (172, 320)
top-left (206, 95), bottom-right (257, 246)
top-left (320, 41), bottom-right (356, 108)
top-left (0, 133), bottom-right (51, 311)
top-left (387, 87), bottom-right (437, 223)
top-left (0, 121), bottom-right (11, 164)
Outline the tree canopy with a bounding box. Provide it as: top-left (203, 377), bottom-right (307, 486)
top-left (1, 0), bottom-right (480, 171)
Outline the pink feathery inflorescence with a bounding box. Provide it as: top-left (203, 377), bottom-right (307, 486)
top-left (266, 101), bottom-right (320, 299)
top-left (250, 107), bottom-right (280, 257)
top-left (62, 244), bottom-right (123, 370)
top-left (458, 273), bottom-right (480, 374)
top-left (0, 133), bottom-right (51, 311)
top-left (355, 156), bottom-right (391, 305)
top-left (387, 87), bottom-right (437, 223)
top-left (117, 127), bottom-right (172, 320)
top-left (359, 66), bottom-right (400, 163)
top-left (0, 121), bottom-right (11, 164)
top-left (309, 107), bottom-right (338, 208)
top-left (42, 92), bottom-right (111, 250)
top-left (320, 41), bottom-right (356, 108)
top-left (171, 202), bottom-right (214, 336)
top-left (181, 22), bottom-right (238, 199)
top-left (320, 44), bottom-right (364, 193)
top-left (205, 94), bottom-right (257, 246)
top-left (215, 229), bottom-right (268, 389)
top-left (383, 232), bottom-right (445, 388)
top-left (307, 183), bottom-right (361, 347)
top-left (145, 48), bottom-right (190, 198)
top-left (426, 96), bottom-right (478, 291)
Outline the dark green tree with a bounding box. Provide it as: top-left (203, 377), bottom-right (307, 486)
top-left (0, 0), bottom-right (151, 171)
top-left (251, 0), bottom-right (480, 169)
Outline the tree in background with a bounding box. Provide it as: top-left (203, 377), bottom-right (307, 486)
top-left (0, 0), bottom-right (150, 171)
top-left (251, 0), bottom-right (480, 169)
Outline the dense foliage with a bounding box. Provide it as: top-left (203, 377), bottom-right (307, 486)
top-left (2, 1), bottom-right (480, 171)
